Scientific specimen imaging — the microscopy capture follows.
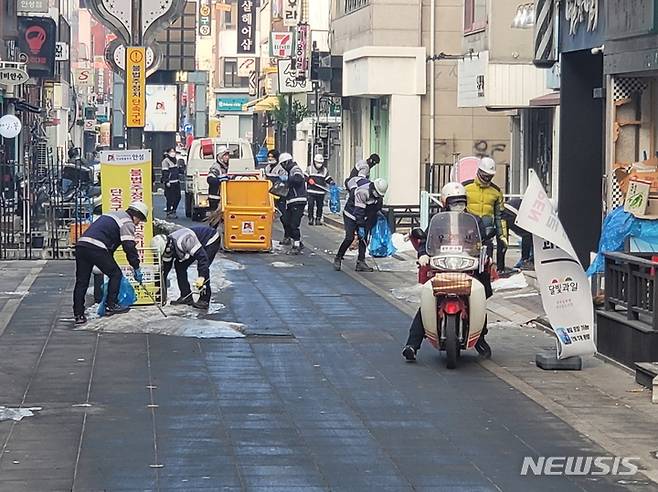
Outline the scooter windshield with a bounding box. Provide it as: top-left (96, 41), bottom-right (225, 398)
top-left (425, 212), bottom-right (482, 258)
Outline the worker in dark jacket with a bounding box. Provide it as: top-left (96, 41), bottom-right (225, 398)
top-left (152, 225), bottom-right (221, 310)
top-left (73, 201), bottom-right (149, 324)
top-left (161, 148), bottom-right (181, 218)
top-left (306, 154), bottom-right (335, 225)
top-left (278, 152), bottom-right (307, 254)
top-left (208, 147), bottom-right (230, 212)
top-left (345, 153), bottom-right (380, 187)
top-left (334, 177), bottom-right (388, 272)
top-left (264, 149), bottom-right (291, 245)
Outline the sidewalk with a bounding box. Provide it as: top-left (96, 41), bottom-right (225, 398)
top-left (314, 213), bottom-right (658, 483)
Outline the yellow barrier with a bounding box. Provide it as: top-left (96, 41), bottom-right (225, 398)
top-left (221, 179), bottom-right (275, 252)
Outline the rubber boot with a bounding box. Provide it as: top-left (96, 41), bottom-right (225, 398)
top-left (333, 257), bottom-right (342, 271)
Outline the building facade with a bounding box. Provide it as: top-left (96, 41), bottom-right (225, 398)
top-left (330, 0), bottom-right (510, 205)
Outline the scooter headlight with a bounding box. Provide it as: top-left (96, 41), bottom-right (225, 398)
top-left (431, 256), bottom-right (478, 271)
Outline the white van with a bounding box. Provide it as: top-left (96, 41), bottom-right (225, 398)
top-left (184, 137), bottom-right (256, 220)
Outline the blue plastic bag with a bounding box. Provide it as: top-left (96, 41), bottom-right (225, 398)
top-left (97, 276), bottom-right (137, 316)
top-left (329, 185), bottom-right (341, 213)
top-left (369, 215), bottom-right (397, 258)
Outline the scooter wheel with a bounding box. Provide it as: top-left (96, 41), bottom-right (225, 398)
top-left (445, 314), bottom-right (459, 369)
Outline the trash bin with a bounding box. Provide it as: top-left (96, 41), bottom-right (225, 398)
top-left (222, 178), bottom-right (275, 252)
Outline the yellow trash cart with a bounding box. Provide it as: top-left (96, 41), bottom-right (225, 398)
top-left (221, 177), bottom-right (275, 252)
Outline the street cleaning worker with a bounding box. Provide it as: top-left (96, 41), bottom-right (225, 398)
top-left (346, 153), bottom-right (380, 186)
top-left (402, 183), bottom-right (492, 362)
top-left (161, 147), bottom-right (181, 219)
top-left (278, 153), bottom-right (307, 254)
top-left (306, 154), bottom-right (335, 226)
top-left (334, 177), bottom-right (388, 272)
top-left (265, 149), bottom-right (291, 245)
top-left (463, 157), bottom-right (508, 274)
top-left (73, 201), bottom-right (149, 324)
top-left (152, 225), bottom-right (221, 310)
top-left (208, 146), bottom-right (230, 212)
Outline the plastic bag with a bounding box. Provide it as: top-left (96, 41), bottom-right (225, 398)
top-left (97, 276), bottom-right (137, 316)
top-left (329, 185), bottom-right (341, 213)
top-left (369, 215), bottom-right (397, 258)
top-left (269, 180), bottom-right (289, 198)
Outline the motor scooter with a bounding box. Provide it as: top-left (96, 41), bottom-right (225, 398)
top-left (411, 212), bottom-right (488, 369)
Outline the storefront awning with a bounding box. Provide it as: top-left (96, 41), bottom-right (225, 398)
top-left (529, 91), bottom-right (560, 107)
top-left (242, 96), bottom-right (279, 112)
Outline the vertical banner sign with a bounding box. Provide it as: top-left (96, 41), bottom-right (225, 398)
top-left (283, 0), bottom-right (300, 26)
top-left (295, 23), bottom-right (310, 80)
top-left (100, 150), bottom-right (156, 305)
top-left (237, 1), bottom-right (256, 54)
top-left (270, 32), bottom-right (294, 58)
top-left (516, 171), bottom-right (597, 359)
top-left (199, 0), bottom-right (212, 36)
top-left (126, 47), bottom-right (146, 128)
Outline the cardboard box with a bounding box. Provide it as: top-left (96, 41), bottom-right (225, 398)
top-left (625, 179), bottom-right (651, 216)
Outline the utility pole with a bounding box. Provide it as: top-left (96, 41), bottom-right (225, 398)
top-left (126, 1), bottom-right (144, 149)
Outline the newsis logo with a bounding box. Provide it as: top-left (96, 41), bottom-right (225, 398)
top-left (521, 456), bottom-right (640, 476)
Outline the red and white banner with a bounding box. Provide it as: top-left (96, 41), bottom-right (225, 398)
top-left (516, 170), bottom-right (597, 359)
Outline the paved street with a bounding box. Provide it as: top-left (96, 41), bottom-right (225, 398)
top-left (0, 208), bottom-right (654, 490)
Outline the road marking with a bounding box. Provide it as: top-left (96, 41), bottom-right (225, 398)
top-left (0, 262), bottom-right (46, 337)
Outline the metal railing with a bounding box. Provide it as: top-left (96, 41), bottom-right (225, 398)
top-left (604, 252), bottom-right (658, 330)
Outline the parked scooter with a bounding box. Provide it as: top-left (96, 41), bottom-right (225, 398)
top-left (412, 211), bottom-right (488, 369)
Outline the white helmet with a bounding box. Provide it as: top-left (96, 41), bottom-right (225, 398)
top-left (478, 157), bottom-right (496, 176)
top-left (313, 154), bottom-right (324, 164)
top-left (151, 235), bottom-right (167, 256)
top-left (278, 152), bottom-right (293, 164)
top-left (217, 146), bottom-right (230, 156)
top-left (127, 201), bottom-right (148, 220)
top-left (373, 178), bottom-right (388, 197)
top-left (356, 159), bottom-right (369, 177)
top-left (441, 182), bottom-right (467, 209)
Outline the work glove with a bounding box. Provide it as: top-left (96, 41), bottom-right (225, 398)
top-left (194, 277), bottom-right (206, 290)
top-left (133, 268), bottom-right (144, 284)
top-left (497, 236), bottom-right (508, 248)
top-left (308, 178), bottom-right (316, 186)
top-left (166, 182), bottom-right (171, 188)
top-left (417, 255), bottom-right (430, 267)
top-left (357, 227), bottom-right (367, 239)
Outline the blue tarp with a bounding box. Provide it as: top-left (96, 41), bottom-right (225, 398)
top-left (97, 276), bottom-right (137, 316)
top-left (587, 207), bottom-right (658, 275)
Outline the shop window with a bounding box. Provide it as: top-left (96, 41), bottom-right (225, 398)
top-left (464, 0), bottom-right (487, 34)
top-left (223, 59), bottom-right (249, 89)
top-left (344, 0), bottom-right (369, 15)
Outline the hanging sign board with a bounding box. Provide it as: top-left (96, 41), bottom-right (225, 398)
top-left (237, 0), bottom-right (256, 54)
top-left (126, 47), bottom-right (146, 128)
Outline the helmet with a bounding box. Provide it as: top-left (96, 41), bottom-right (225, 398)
top-left (313, 154), bottom-right (324, 164)
top-left (373, 178), bottom-right (388, 197)
top-left (478, 157), bottom-right (496, 175)
top-left (278, 152), bottom-right (293, 165)
top-left (217, 146), bottom-right (230, 156)
top-left (441, 182), bottom-right (467, 210)
top-left (127, 201), bottom-right (148, 221)
top-left (151, 235), bottom-right (167, 256)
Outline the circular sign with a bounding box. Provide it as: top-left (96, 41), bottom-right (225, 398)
top-left (200, 5), bottom-right (211, 16)
top-left (199, 25), bottom-right (211, 36)
top-left (129, 50), bottom-right (144, 63)
top-left (0, 115), bottom-right (22, 139)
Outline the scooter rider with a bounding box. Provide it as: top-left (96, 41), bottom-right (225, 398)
top-left (402, 182), bottom-right (493, 362)
top-left (73, 201), bottom-right (149, 324)
top-left (152, 225), bottom-right (221, 310)
top-left (307, 154), bottom-right (335, 226)
top-left (464, 157), bottom-right (508, 274)
top-left (334, 177), bottom-right (388, 272)
top-left (265, 149), bottom-right (291, 245)
top-left (208, 147), bottom-right (230, 212)
top-left (278, 153), bottom-right (307, 254)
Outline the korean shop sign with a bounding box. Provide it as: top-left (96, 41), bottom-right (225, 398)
top-left (238, 1), bottom-right (256, 54)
